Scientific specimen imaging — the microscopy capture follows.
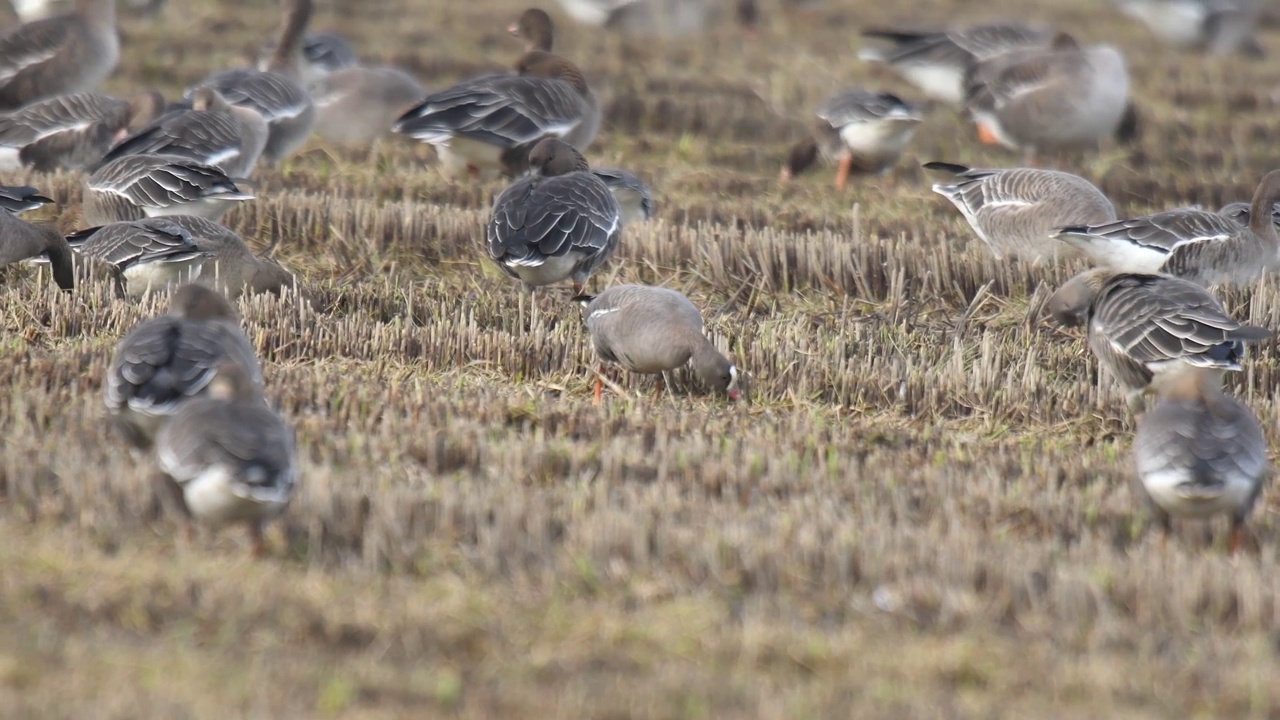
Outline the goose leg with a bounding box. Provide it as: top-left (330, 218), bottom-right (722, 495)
top-left (834, 152), bottom-right (854, 192)
top-left (653, 373), bottom-right (667, 401)
top-left (1228, 519), bottom-right (1246, 556)
top-left (250, 523), bottom-right (266, 558)
top-left (593, 364), bottom-right (605, 405)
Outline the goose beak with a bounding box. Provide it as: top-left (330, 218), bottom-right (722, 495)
top-left (727, 365), bottom-right (742, 401)
top-left (507, 23), bottom-right (520, 36)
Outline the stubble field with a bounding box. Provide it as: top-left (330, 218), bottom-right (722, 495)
top-left (4, 0), bottom-right (1280, 717)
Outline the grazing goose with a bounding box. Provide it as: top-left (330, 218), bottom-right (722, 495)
top-left (310, 66), bottom-right (424, 147)
top-left (1134, 366), bottom-right (1268, 554)
top-left (591, 167), bottom-right (654, 226)
top-left (924, 161), bottom-right (1116, 262)
top-left (1054, 171), bottom-right (1280, 286)
top-left (1115, 0), bottom-right (1263, 57)
top-left (0, 204), bottom-right (73, 288)
top-left (0, 183), bottom-right (52, 213)
top-left (97, 87), bottom-right (269, 177)
top-left (510, 7), bottom-right (555, 51)
top-left (189, 0), bottom-right (315, 163)
top-left (575, 284), bottom-right (741, 403)
top-left (83, 153), bottom-right (254, 224)
top-left (0, 90), bottom-right (163, 171)
top-left (155, 358), bottom-right (297, 557)
top-left (394, 12), bottom-right (599, 179)
top-left (1046, 268), bottom-right (1270, 410)
top-left (779, 90), bottom-right (922, 190)
top-left (66, 215), bottom-right (296, 299)
top-left (488, 137), bottom-right (620, 294)
top-left (258, 31), bottom-right (358, 88)
top-left (858, 22), bottom-right (1055, 106)
top-left (0, 0), bottom-right (119, 112)
top-left (105, 283), bottom-right (264, 450)
top-left (964, 33), bottom-right (1133, 161)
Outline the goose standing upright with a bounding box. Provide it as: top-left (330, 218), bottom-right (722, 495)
top-left (780, 90), bottom-right (922, 190)
top-left (0, 0), bottom-right (119, 111)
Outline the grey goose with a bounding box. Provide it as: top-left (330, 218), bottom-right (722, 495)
top-left (591, 167), bottom-right (654, 226)
top-left (310, 65), bottom-right (424, 148)
top-left (0, 201), bottom-right (74, 289)
top-left (0, 89), bottom-right (163, 171)
top-left (258, 31), bottom-right (358, 88)
top-left (0, 0), bottom-right (119, 111)
top-left (0, 183), bottom-right (52, 213)
top-left (575, 284), bottom-right (741, 403)
top-left (780, 90), bottom-right (922, 190)
top-left (105, 283), bottom-right (264, 450)
top-left (1115, 0), bottom-right (1263, 57)
top-left (83, 153), bottom-right (255, 224)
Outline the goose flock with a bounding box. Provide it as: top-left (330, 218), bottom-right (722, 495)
top-left (0, 0), bottom-right (1277, 557)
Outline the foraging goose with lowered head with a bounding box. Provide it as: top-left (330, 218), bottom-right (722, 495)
top-left (1115, 0), bottom-right (1263, 57)
top-left (84, 153), bottom-right (254, 224)
top-left (1134, 365), bottom-right (1269, 554)
top-left (591, 167), bottom-right (653, 226)
top-left (310, 66), bottom-right (424, 148)
top-left (97, 87), bottom-right (269, 178)
top-left (0, 90), bottom-right (163, 171)
top-left (155, 358), bottom-right (297, 557)
top-left (858, 21), bottom-right (1055, 107)
top-left (105, 283), bottom-right (264, 450)
top-left (0, 202), bottom-right (74, 288)
top-left (1218, 199), bottom-right (1280, 229)
top-left (924, 161), bottom-right (1116, 262)
top-left (394, 11), bottom-right (599, 179)
top-left (1046, 268), bottom-right (1270, 410)
top-left (189, 0), bottom-right (315, 163)
top-left (575, 284), bottom-right (741, 403)
top-left (965, 32), bottom-right (1134, 161)
top-left (488, 137), bottom-right (620, 294)
top-left (780, 89), bottom-right (922, 190)
top-left (0, 0), bottom-right (119, 111)
top-left (1054, 170), bottom-right (1280, 287)
top-left (258, 31), bottom-right (358, 88)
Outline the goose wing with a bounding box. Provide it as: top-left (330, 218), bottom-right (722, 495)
top-left (88, 155), bottom-right (254, 209)
top-left (818, 90), bottom-right (921, 126)
top-left (68, 218), bottom-right (209, 269)
top-left (0, 183), bottom-right (52, 213)
top-left (0, 91), bottom-right (127, 146)
top-left (99, 108), bottom-right (244, 171)
top-left (394, 74), bottom-right (584, 148)
top-left (190, 70), bottom-right (311, 123)
top-left (488, 172), bottom-right (620, 267)
top-left (0, 17), bottom-right (74, 87)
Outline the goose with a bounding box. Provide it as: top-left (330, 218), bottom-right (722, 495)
top-left (1114, 0), bottom-right (1263, 57)
top-left (258, 31), bottom-right (358, 88)
top-left (1217, 200), bottom-right (1280, 229)
top-left (924, 161), bottom-right (1116, 262)
top-left (96, 87), bottom-right (269, 177)
top-left (574, 284), bottom-right (741, 403)
top-left (189, 0), bottom-right (315, 163)
top-left (487, 137), bottom-right (620, 294)
top-left (105, 283), bottom-right (264, 450)
top-left (591, 167), bottom-right (653, 226)
top-left (565, 0), bottom-right (754, 36)
top-left (858, 21), bottom-right (1055, 106)
top-left (0, 90), bottom-right (163, 171)
top-left (1133, 365), bottom-right (1268, 554)
top-left (779, 90), bottom-right (922, 190)
top-left (155, 358), bottom-right (297, 557)
top-left (509, 7), bottom-right (555, 51)
top-left (0, 0), bottom-right (119, 112)
top-left (394, 13), bottom-right (599, 179)
top-left (310, 65), bottom-right (424, 147)
top-left (1054, 171), bottom-right (1280, 286)
top-left (0, 203), bottom-right (73, 288)
top-left (83, 153), bottom-right (254, 224)
top-left (0, 183), bottom-right (52, 213)
top-left (964, 33), bottom-right (1134, 160)
top-left (1046, 268), bottom-right (1270, 410)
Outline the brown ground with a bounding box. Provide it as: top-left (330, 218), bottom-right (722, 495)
top-left (4, 0), bottom-right (1280, 717)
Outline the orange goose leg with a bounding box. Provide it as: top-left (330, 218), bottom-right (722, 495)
top-left (834, 152), bottom-right (854, 192)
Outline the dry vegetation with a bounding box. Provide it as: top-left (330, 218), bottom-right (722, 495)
top-left (4, 0), bottom-right (1280, 717)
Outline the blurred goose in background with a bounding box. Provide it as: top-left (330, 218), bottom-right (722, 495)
top-left (858, 21), bottom-right (1055, 107)
top-left (310, 66), bottom-right (424, 148)
top-left (189, 0), bottom-right (315, 163)
top-left (6, 0), bottom-right (159, 22)
top-left (97, 87), bottom-right (269, 177)
top-left (591, 167), bottom-right (654, 226)
top-left (1054, 171), bottom-right (1280, 287)
top-left (0, 183), bottom-right (52, 213)
top-left (0, 0), bottom-right (119, 111)
top-left (1114, 0), bottom-right (1263, 56)
top-left (394, 12), bottom-right (600, 179)
top-left (155, 358), bottom-right (297, 557)
top-left (509, 7), bottom-right (555, 51)
top-left (258, 31), bottom-right (358, 88)
top-left (0, 201), bottom-right (74, 289)
top-left (105, 283), bottom-right (264, 450)
top-left (779, 89), bottom-right (922, 190)
top-left (1046, 268), bottom-right (1270, 410)
top-left (488, 137), bottom-right (620, 294)
top-left (575, 284), bottom-right (741, 403)
top-left (0, 90), bottom-right (164, 171)
top-left (66, 215), bottom-right (297, 299)
top-left (83, 154), bottom-right (255, 224)
top-left (964, 33), bottom-right (1134, 161)
top-left (1134, 365), bottom-right (1268, 554)
top-left (924, 161), bottom-right (1116, 262)
top-left (557, 0), bottom-right (756, 36)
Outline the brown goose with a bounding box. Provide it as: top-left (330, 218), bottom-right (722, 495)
top-left (1133, 366), bottom-right (1268, 554)
top-left (310, 65), bottom-right (424, 148)
top-left (0, 90), bottom-right (162, 171)
top-left (0, 0), bottom-right (119, 111)
top-left (509, 7), bottom-right (555, 51)
top-left (0, 201), bottom-right (74, 289)
top-left (155, 358), bottom-right (296, 557)
top-left (1054, 170), bottom-right (1280, 287)
top-left (83, 153), bottom-right (255, 224)
top-left (925, 161), bottom-right (1116, 262)
top-left (188, 0), bottom-right (315, 163)
top-left (780, 90), bottom-right (922, 190)
top-left (1047, 268), bottom-right (1270, 410)
top-left (105, 283), bottom-right (264, 450)
top-left (575, 284), bottom-right (741, 403)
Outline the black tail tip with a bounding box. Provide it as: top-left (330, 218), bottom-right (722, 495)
top-left (570, 294), bottom-right (594, 305)
top-left (922, 161), bottom-right (970, 174)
